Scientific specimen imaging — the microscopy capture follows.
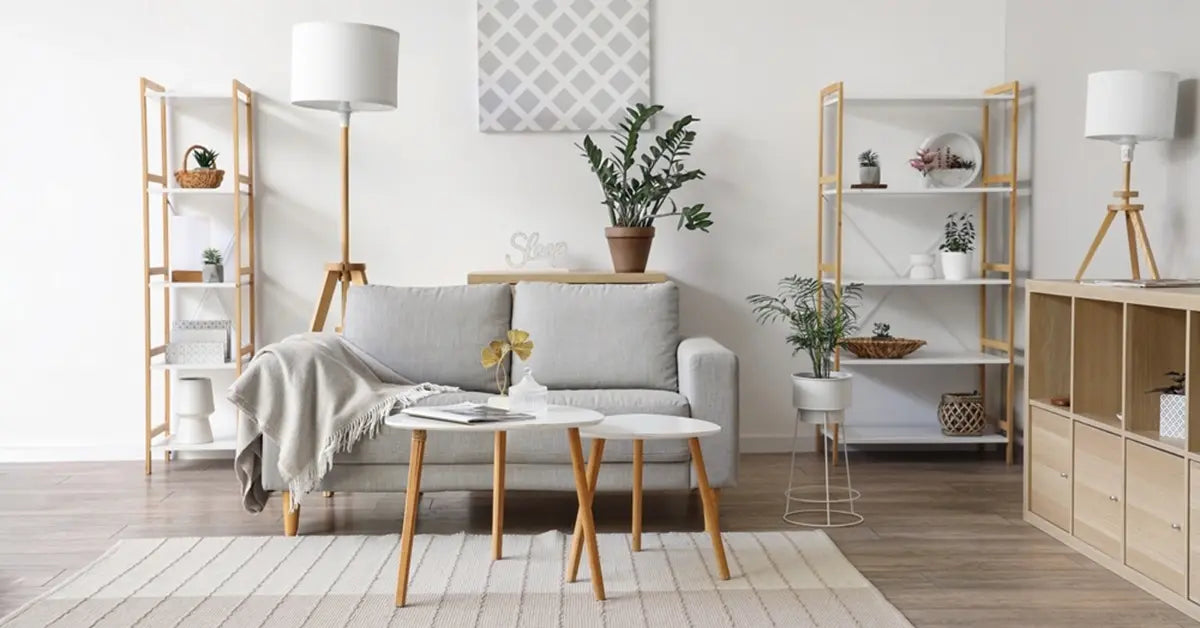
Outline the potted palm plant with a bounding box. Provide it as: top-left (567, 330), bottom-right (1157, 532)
top-left (578, 104), bottom-right (713, 272)
top-left (202, 248), bottom-right (224, 283)
top-left (939, 212), bottom-right (975, 280)
top-left (747, 277), bottom-right (863, 417)
top-left (857, 149), bottom-right (880, 185)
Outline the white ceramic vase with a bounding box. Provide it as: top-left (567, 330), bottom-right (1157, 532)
top-left (174, 377), bottom-right (215, 444)
top-left (940, 251), bottom-right (972, 280)
top-left (792, 371), bottom-right (853, 423)
top-left (909, 254), bottom-right (935, 280)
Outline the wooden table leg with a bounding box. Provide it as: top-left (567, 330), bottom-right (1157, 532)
top-left (492, 431), bottom-right (507, 560)
top-left (568, 438), bottom-right (605, 582)
top-left (282, 491), bottom-right (300, 537)
top-left (689, 437), bottom-right (730, 580)
top-left (632, 439), bottom-right (643, 552)
top-left (395, 429), bottom-right (427, 607)
top-left (566, 428), bottom-right (606, 600)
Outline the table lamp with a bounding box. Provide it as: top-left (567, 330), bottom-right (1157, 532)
top-left (1076, 69), bottom-right (1178, 281)
top-left (291, 21), bottom-right (399, 330)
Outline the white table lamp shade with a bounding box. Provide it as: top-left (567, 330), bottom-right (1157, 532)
top-left (1085, 70), bottom-right (1179, 143)
top-left (291, 22), bottom-right (399, 112)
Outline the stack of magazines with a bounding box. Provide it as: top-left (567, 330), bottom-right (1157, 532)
top-left (400, 403), bottom-right (535, 425)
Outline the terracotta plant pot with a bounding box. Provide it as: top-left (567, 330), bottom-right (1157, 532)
top-left (605, 226), bottom-right (656, 273)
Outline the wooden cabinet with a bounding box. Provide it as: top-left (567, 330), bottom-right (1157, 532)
top-left (1125, 441), bottom-right (1187, 594)
top-left (1029, 406), bottom-right (1072, 531)
top-left (1073, 424), bottom-right (1122, 558)
top-left (1191, 461), bottom-right (1200, 604)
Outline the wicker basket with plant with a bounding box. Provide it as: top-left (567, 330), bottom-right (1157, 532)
top-left (174, 145), bottom-right (225, 189)
top-left (840, 323), bottom-right (926, 359)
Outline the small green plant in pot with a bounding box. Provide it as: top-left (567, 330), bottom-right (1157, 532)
top-left (202, 248), bottom-right (224, 283)
top-left (939, 212), bottom-right (976, 280)
top-left (578, 104), bottom-right (712, 272)
top-left (747, 277), bottom-right (862, 416)
top-left (857, 149), bottom-right (880, 185)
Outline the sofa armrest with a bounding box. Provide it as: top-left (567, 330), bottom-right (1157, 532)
top-left (678, 337), bottom-right (739, 488)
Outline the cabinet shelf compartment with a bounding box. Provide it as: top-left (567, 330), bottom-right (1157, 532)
top-left (1072, 298), bottom-right (1124, 428)
top-left (1124, 305), bottom-right (1187, 440)
top-left (1028, 293), bottom-right (1072, 410)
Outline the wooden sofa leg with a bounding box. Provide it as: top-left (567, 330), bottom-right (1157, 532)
top-left (283, 491), bottom-right (300, 536)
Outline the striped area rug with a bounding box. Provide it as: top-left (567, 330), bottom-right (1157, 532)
top-left (1, 531), bottom-right (911, 627)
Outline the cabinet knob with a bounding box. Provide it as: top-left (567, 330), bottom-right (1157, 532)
top-left (1108, 495), bottom-right (1119, 502)
top-left (1059, 472), bottom-right (1069, 478)
top-left (1172, 523), bottom-right (1182, 531)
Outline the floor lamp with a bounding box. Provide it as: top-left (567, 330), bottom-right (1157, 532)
top-left (1076, 70), bottom-right (1179, 281)
top-left (291, 22), bottom-right (400, 331)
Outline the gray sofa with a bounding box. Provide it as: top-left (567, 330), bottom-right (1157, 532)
top-left (264, 280), bottom-right (739, 534)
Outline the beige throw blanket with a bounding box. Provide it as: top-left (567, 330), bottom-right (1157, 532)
top-left (228, 333), bottom-right (454, 513)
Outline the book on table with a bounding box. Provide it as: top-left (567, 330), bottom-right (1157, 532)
top-left (400, 403), bottom-right (535, 425)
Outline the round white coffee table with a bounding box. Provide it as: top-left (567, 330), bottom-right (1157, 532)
top-left (574, 414), bottom-right (730, 581)
top-left (385, 405), bottom-right (604, 607)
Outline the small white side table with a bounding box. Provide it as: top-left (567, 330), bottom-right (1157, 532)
top-left (785, 410), bottom-right (863, 528)
top-left (574, 414), bottom-right (730, 581)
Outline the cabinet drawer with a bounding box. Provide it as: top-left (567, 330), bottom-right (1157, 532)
top-left (1029, 406), bottom-right (1072, 531)
top-left (1073, 424), bottom-right (1122, 558)
top-left (1125, 440), bottom-right (1186, 594)
top-left (1190, 461), bottom-right (1200, 604)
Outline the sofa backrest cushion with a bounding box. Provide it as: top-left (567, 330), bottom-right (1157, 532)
top-left (343, 284), bottom-right (512, 392)
top-left (511, 281), bottom-right (679, 390)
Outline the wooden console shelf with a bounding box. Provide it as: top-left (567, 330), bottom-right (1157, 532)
top-left (1025, 279), bottom-right (1200, 620)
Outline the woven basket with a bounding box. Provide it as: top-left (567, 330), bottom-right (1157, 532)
top-left (173, 144), bottom-right (225, 189)
top-left (840, 337), bottom-right (926, 359)
top-left (938, 391), bottom-right (986, 436)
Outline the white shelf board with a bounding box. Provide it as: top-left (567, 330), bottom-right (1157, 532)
top-left (821, 424), bottom-right (1008, 445)
top-left (822, 186), bottom-right (1016, 197)
top-left (823, 277), bottom-right (1010, 286)
top-left (152, 434), bottom-right (235, 453)
top-left (145, 90), bottom-right (232, 102)
top-left (148, 281), bottom-right (242, 289)
top-left (823, 94), bottom-right (1012, 107)
top-left (840, 350), bottom-right (1008, 366)
top-left (150, 361), bottom-right (238, 372)
top-left (146, 187), bottom-right (249, 196)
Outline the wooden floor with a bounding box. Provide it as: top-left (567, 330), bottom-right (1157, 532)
top-left (0, 452), bottom-right (1195, 627)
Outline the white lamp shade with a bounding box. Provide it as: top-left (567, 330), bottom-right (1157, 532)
top-left (1085, 70), bottom-right (1179, 143)
top-left (291, 22), bottom-right (399, 112)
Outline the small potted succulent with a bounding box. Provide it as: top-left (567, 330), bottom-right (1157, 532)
top-left (939, 212), bottom-right (975, 280)
top-left (840, 322), bottom-right (926, 360)
top-left (1149, 371), bottom-right (1186, 440)
top-left (747, 277), bottom-right (862, 419)
top-left (857, 150), bottom-right (880, 185)
top-left (202, 248), bottom-right (224, 283)
top-left (579, 104), bottom-right (712, 273)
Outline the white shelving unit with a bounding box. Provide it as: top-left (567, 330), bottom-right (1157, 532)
top-left (817, 81), bottom-right (1024, 464)
top-left (140, 77), bottom-right (256, 474)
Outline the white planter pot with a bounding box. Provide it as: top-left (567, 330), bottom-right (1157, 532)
top-left (173, 377), bottom-right (215, 445)
top-left (909, 253), bottom-right (935, 280)
top-left (940, 251), bottom-right (972, 280)
top-left (202, 263), bottom-right (224, 283)
top-left (1160, 394), bottom-right (1186, 440)
top-left (792, 371), bottom-right (853, 417)
top-left (858, 166), bottom-right (880, 185)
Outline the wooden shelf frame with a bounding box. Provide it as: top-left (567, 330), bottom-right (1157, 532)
top-left (816, 80), bottom-right (1022, 464)
top-left (140, 77), bottom-right (256, 473)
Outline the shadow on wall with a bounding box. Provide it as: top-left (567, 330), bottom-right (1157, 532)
top-left (1165, 78), bottom-right (1199, 274)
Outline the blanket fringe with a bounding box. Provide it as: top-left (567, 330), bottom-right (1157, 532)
top-left (285, 383), bottom-right (456, 510)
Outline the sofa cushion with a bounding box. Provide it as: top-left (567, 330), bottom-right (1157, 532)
top-left (342, 284), bottom-right (511, 392)
top-left (331, 389), bottom-right (692, 465)
top-left (511, 281), bottom-right (679, 390)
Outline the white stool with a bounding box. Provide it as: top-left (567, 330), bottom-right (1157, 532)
top-left (784, 410), bottom-right (863, 527)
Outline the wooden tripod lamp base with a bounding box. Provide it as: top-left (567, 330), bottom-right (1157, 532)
top-left (310, 262), bottom-right (368, 333)
top-left (1074, 162), bottom-right (1160, 282)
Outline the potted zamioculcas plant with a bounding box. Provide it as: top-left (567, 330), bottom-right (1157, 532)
top-left (1149, 371), bottom-right (1186, 441)
top-left (202, 248), bottom-right (224, 283)
top-left (939, 212), bottom-right (975, 280)
top-left (858, 149), bottom-right (880, 185)
top-left (579, 104), bottom-right (713, 273)
top-left (747, 277), bottom-right (862, 418)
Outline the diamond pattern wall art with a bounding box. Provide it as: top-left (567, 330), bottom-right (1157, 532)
top-left (477, 0), bottom-right (651, 132)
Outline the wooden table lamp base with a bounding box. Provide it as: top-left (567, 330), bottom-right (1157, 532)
top-left (310, 262), bottom-right (368, 332)
top-left (1075, 163), bottom-right (1161, 281)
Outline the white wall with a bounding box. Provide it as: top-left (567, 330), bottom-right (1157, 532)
top-left (0, 1), bottom-right (1008, 460)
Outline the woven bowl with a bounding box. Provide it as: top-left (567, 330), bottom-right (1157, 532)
top-left (840, 337), bottom-right (926, 359)
top-left (173, 144), bottom-right (225, 189)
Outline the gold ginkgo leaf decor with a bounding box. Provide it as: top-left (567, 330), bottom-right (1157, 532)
top-left (480, 329), bottom-right (534, 395)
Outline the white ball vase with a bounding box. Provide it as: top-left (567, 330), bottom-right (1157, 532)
top-left (174, 377), bottom-right (215, 444)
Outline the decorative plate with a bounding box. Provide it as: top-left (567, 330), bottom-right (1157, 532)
top-left (918, 132), bottom-right (982, 188)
